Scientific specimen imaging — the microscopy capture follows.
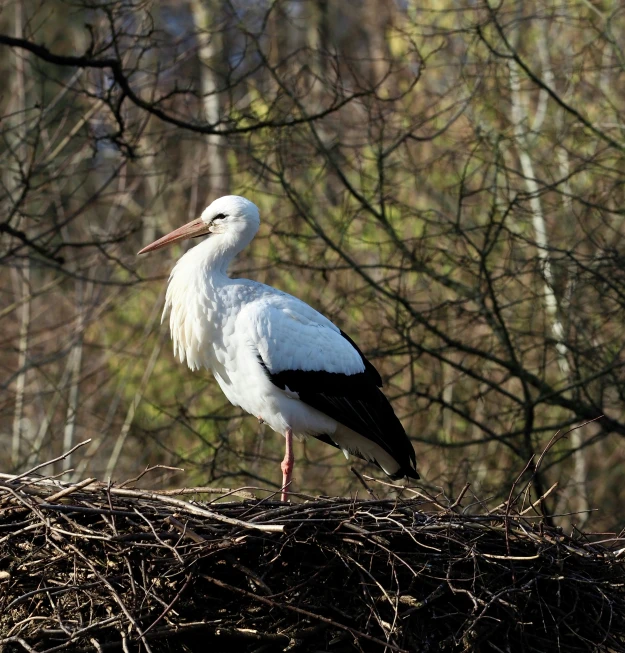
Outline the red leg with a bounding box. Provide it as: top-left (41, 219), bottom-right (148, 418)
top-left (280, 427), bottom-right (294, 502)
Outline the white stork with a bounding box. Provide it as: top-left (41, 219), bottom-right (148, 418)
top-left (138, 196), bottom-right (419, 500)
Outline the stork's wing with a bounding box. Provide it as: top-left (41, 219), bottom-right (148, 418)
top-left (239, 295), bottom-right (418, 479)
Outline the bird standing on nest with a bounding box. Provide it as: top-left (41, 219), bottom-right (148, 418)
top-left (139, 196), bottom-right (419, 500)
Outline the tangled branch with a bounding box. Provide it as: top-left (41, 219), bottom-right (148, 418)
top-left (1, 469), bottom-right (624, 652)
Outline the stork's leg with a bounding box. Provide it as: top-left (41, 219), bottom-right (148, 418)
top-left (280, 427), bottom-right (294, 502)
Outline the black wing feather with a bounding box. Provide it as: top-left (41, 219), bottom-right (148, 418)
top-left (339, 330), bottom-right (382, 387)
top-left (258, 333), bottom-right (418, 480)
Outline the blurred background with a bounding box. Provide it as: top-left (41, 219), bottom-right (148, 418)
top-left (1, 0), bottom-right (624, 530)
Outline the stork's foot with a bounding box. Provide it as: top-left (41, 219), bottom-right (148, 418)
top-left (280, 427), bottom-right (294, 502)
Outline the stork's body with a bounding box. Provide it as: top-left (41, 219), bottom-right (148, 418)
top-left (139, 196), bottom-right (419, 499)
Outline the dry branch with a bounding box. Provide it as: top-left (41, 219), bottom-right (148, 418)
top-left (0, 473), bottom-right (624, 652)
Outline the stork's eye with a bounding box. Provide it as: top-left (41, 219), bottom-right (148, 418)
top-left (212, 213), bottom-right (226, 224)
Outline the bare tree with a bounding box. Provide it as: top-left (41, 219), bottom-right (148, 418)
top-left (1, 0), bottom-right (624, 529)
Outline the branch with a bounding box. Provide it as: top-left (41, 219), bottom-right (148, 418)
top-left (0, 34), bottom-right (370, 137)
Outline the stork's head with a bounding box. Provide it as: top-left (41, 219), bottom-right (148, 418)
top-left (138, 195), bottom-right (260, 255)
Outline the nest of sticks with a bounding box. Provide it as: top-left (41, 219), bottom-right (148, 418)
top-left (1, 462), bottom-right (625, 652)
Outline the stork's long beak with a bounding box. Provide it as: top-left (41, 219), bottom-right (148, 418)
top-left (137, 218), bottom-right (211, 255)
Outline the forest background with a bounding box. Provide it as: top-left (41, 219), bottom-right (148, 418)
top-left (2, 0), bottom-right (624, 532)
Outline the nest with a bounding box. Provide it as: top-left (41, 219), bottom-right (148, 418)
top-left (1, 470), bottom-right (625, 653)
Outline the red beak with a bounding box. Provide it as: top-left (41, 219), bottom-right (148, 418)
top-left (137, 217), bottom-right (211, 255)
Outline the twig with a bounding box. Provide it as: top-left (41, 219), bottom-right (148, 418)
top-left (142, 573), bottom-right (192, 636)
top-left (362, 475), bottom-right (448, 510)
top-left (449, 483), bottom-right (471, 510)
top-left (90, 637), bottom-right (104, 653)
top-left (351, 466), bottom-right (377, 499)
top-left (158, 485), bottom-right (256, 500)
top-left (0, 637), bottom-right (38, 653)
top-left (165, 516), bottom-right (207, 543)
top-left (519, 482), bottom-right (558, 516)
top-left (11, 440), bottom-right (91, 482)
top-left (109, 488), bottom-right (284, 533)
top-left (119, 465), bottom-right (184, 488)
top-left (46, 477), bottom-right (96, 502)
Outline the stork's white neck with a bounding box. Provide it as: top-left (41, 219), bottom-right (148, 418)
top-left (163, 226), bottom-right (257, 371)
top-left (183, 228), bottom-right (252, 277)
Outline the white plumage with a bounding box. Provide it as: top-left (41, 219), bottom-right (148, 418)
top-left (139, 196), bottom-right (419, 500)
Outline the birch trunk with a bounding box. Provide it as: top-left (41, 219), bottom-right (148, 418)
top-left (508, 37), bottom-right (589, 523)
top-left (8, 0), bottom-right (30, 469)
top-left (191, 0), bottom-right (229, 196)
